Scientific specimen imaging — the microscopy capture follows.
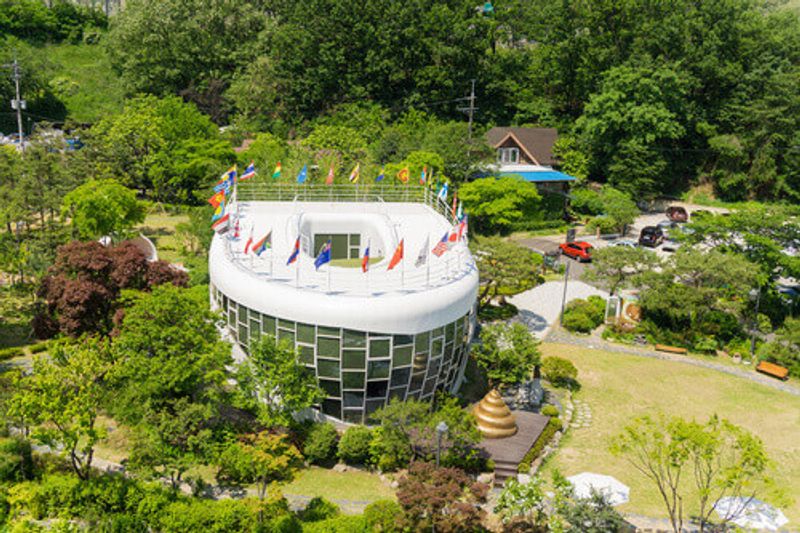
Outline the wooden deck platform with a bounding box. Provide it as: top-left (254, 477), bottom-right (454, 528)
top-left (476, 410), bottom-right (550, 485)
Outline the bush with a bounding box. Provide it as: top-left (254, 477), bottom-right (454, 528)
top-left (369, 426), bottom-right (412, 472)
top-left (337, 426), bottom-right (373, 465)
top-left (562, 297), bottom-right (605, 333)
top-left (517, 417), bottom-right (563, 473)
top-left (156, 498), bottom-right (261, 533)
top-left (28, 342), bottom-right (50, 354)
top-left (363, 499), bottom-right (404, 532)
top-left (542, 357), bottom-right (578, 389)
top-left (540, 405), bottom-right (559, 417)
top-left (299, 496), bottom-right (339, 523)
top-left (301, 515), bottom-right (369, 532)
top-left (0, 438), bottom-right (34, 483)
top-left (477, 302), bottom-right (518, 322)
top-left (0, 347), bottom-right (25, 360)
top-left (303, 424), bottom-right (339, 466)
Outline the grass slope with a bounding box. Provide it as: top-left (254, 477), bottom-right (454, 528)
top-left (44, 42), bottom-right (124, 124)
top-left (539, 343), bottom-right (800, 523)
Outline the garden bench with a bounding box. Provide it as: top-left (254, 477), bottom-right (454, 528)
top-left (654, 344), bottom-right (688, 355)
top-left (756, 361), bottom-right (789, 381)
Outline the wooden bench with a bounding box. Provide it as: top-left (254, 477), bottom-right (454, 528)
top-left (756, 361), bottom-right (789, 381)
top-left (655, 344), bottom-right (688, 355)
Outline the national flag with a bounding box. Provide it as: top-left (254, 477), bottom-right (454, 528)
top-left (348, 163), bottom-right (360, 183)
top-left (432, 231), bottom-right (449, 257)
top-left (387, 239), bottom-right (404, 270)
top-left (208, 189), bottom-right (225, 208)
top-left (297, 164), bottom-right (308, 184)
top-left (212, 213), bottom-right (230, 232)
top-left (397, 167), bottom-right (409, 184)
top-left (253, 230), bottom-right (272, 256)
top-left (415, 235), bottom-right (429, 268)
top-left (420, 166), bottom-right (427, 186)
top-left (361, 241), bottom-right (370, 273)
top-left (375, 167), bottom-right (385, 183)
top-left (214, 165), bottom-right (237, 192)
top-left (314, 240), bottom-right (332, 270)
top-left (272, 162), bottom-right (282, 179)
top-left (233, 218), bottom-right (241, 239)
top-left (243, 225), bottom-right (254, 254)
top-left (325, 164), bottom-right (335, 185)
top-left (240, 161), bottom-right (256, 180)
top-left (448, 225), bottom-right (458, 243)
top-left (458, 215), bottom-right (468, 240)
top-left (456, 201), bottom-right (464, 221)
top-left (451, 192), bottom-right (458, 219)
top-left (437, 182), bottom-right (448, 201)
top-left (287, 237), bottom-right (300, 265)
top-left (211, 200), bottom-right (225, 222)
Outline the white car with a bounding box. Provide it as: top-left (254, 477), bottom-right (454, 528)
top-left (610, 239), bottom-right (639, 248)
top-left (662, 239), bottom-right (682, 252)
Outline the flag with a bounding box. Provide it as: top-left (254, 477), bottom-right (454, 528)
top-left (451, 192), bottom-right (458, 219)
top-left (208, 189), bottom-right (225, 208)
top-left (211, 200), bottom-right (225, 222)
top-left (458, 215), bottom-right (468, 240)
top-left (272, 162), bottom-right (282, 179)
top-left (212, 213), bottom-right (230, 232)
top-left (233, 218), bottom-right (241, 239)
top-left (287, 237), bottom-right (300, 265)
top-left (297, 164), bottom-right (308, 184)
top-left (415, 235), bottom-right (429, 267)
top-left (456, 201), bottom-right (464, 221)
top-left (240, 161), bottom-right (256, 180)
top-left (214, 165), bottom-right (237, 191)
top-left (397, 167), bottom-right (409, 184)
top-left (432, 231), bottom-right (449, 257)
top-left (437, 182), bottom-right (448, 201)
top-left (448, 225), bottom-right (458, 243)
top-left (314, 240), bottom-right (332, 270)
top-left (387, 239), bottom-right (404, 270)
top-left (420, 166), bottom-right (427, 186)
top-left (325, 164), bottom-right (335, 185)
top-left (361, 241), bottom-right (370, 273)
top-left (375, 167), bottom-right (385, 183)
top-left (253, 230), bottom-right (272, 256)
top-left (349, 163), bottom-right (360, 183)
top-left (244, 225), bottom-right (254, 254)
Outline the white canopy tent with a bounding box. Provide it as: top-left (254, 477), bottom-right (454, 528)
top-left (567, 472), bottom-right (630, 506)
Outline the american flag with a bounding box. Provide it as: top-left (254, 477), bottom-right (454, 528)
top-left (432, 231), bottom-right (449, 257)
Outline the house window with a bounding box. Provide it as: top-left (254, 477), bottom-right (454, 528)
top-left (498, 147), bottom-right (519, 164)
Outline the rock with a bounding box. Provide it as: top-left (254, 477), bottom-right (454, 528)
top-left (477, 473), bottom-right (494, 485)
top-left (390, 480), bottom-right (399, 489)
top-left (333, 463), bottom-right (348, 473)
top-left (517, 473), bottom-right (531, 484)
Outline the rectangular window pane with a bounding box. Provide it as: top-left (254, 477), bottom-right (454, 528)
top-left (238, 323), bottom-right (248, 344)
top-left (409, 372), bottom-right (424, 392)
top-left (343, 329), bottom-right (367, 348)
top-left (391, 368), bottom-right (411, 388)
top-left (318, 326), bottom-right (340, 337)
top-left (262, 316), bottom-right (276, 336)
top-left (445, 322), bottom-right (455, 342)
top-left (367, 380), bottom-right (388, 399)
top-left (342, 371), bottom-right (365, 389)
top-left (369, 339), bottom-right (390, 359)
top-left (249, 317), bottom-right (261, 336)
top-left (393, 334), bottom-right (413, 346)
top-left (297, 323), bottom-right (315, 344)
top-left (423, 378), bottom-right (436, 396)
top-left (322, 399), bottom-right (341, 420)
top-left (278, 319), bottom-right (295, 331)
top-left (298, 344), bottom-right (314, 365)
top-left (317, 359), bottom-right (340, 379)
top-left (414, 332), bottom-right (430, 353)
top-left (349, 233), bottom-right (361, 246)
top-left (388, 387), bottom-right (406, 402)
top-left (432, 327), bottom-right (444, 338)
top-left (319, 379), bottom-right (341, 397)
top-left (392, 346), bottom-right (412, 367)
top-left (368, 360), bottom-right (390, 380)
top-left (413, 352), bottom-right (427, 373)
top-left (278, 329), bottom-right (295, 344)
top-left (343, 409), bottom-right (363, 424)
top-left (343, 391), bottom-right (364, 408)
top-left (431, 339), bottom-right (443, 358)
top-left (317, 337), bottom-right (340, 359)
top-left (365, 400), bottom-right (384, 422)
top-left (239, 306), bottom-right (249, 323)
top-left (342, 349), bottom-right (366, 369)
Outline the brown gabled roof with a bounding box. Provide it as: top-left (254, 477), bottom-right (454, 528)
top-left (486, 127), bottom-right (559, 166)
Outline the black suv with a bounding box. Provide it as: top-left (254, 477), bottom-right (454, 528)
top-left (638, 226), bottom-right (664, 247)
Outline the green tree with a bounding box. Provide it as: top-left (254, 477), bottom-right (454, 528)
top-left (9, 338), bottom-right (114, 479)
top-left (610, 414), bottom-right (778, 533)
top-left (473, 322), bottom-right (540, 390)
top-left (470, 236), bottom-right (542, 310)
top-left (584, 246), bottom-right (660, 295)
top-left (217, 432), bottom-right (303, 501)
top-left (459, 177), bottom-right (542, 234)
top-left (236, 336), bottom-right (324, 428)
top-left (61, 179), bottom-right (144, 240)
top-left (541, 357), bottom-right (578, 389)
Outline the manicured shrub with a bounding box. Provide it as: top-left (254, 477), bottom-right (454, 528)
top-left (562, 309), bottom-right (597, 333)
top-left (363, 499), bottom-right (404, 532)
top-left (337, 426), bottom-right (373, 465)
top-left (540, 405), bottom-right (559, 417)
top-left (542, 357), bottom-right (578, 389)
top-left (299, 496), bottom-right (340, 522)
top-left (562, 296), bottom-right (606, 333)
top-left (301, 515), bottom-right (369, 532)
top-left (517, 417), bottom-right (563, 473)
top-left (303, 423), bottom-right (339, 465)
top-left (369, 426), bottom-right (412, 472)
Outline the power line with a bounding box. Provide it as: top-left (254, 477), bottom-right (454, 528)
top-left (457, 79), bottom-right (478, 140)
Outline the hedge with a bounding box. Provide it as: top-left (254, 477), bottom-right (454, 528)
top-left (517, 417), bottom-right (563, 473)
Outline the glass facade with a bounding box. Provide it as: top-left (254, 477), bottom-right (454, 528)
top-left (211, 284), bottom-right (472, 424)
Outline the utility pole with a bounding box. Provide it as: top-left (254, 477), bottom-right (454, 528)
top-left (3, 59), bottom-right (26, 154)
top-left (457, 79), bottom-right (477, 140)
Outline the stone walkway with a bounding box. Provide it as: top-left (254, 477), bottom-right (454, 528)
top-left (545, 329), bottom-right (800, 397)
top-left (570, 398), bottom-right (592, 429)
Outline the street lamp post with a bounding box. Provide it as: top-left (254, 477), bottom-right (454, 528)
top-left (435, 421), bottom-right (448, 468)
top-left (750, 287), bottom-right (762, 361)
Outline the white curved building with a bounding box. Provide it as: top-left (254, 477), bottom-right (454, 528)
top-left (209, 184), bottom-right (478, 424)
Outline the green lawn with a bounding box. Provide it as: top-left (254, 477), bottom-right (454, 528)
top-left (137, 209), bottom-right (190, 264)
top-left (283, 466), bottom-right (395, 503)
top-left (539, 343), bottom-right (800, 524)
top-left (44, 42), bottom-right (125, 123)
top-left (329, 257), bottom-right (383, 268)
top-left (0, 287), bottom-right (36, 349)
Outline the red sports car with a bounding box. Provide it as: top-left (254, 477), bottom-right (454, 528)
top-left (559, 241), bottom-right (593, 262)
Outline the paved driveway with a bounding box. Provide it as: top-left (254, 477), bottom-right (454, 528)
top-left (509, 281), bottom-right (609, 339)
